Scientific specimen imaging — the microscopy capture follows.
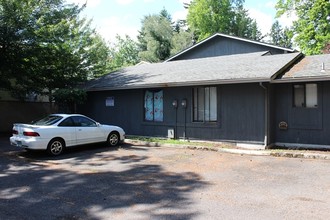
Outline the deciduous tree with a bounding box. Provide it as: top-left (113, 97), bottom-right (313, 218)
top-left (171, 30), bottom-right (194, 56)
top-left (276, 0), bottom-right (330, 55)
top-left (0, 0), bottom-right (111, 101)
top-left (109, 35), bottom-right (140, 70)
top-left (186, 0), bottom-right (263, 41)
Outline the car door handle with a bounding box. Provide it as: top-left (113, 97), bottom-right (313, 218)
top-left (78, 129), bottom-right (82, 131)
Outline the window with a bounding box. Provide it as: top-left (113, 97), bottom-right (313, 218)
top-left (58, 118), bottom-right (75, 127)
top-left (293, 83), bottom-right (318, 108)
top-left (71, 116), bottom-right (97, 127)
top-left (32, 115), bottom-right (63, 126)
top-left (193, 87), bottom-right (217, 122)
top-left (144, 90), bottom-right (163, 122)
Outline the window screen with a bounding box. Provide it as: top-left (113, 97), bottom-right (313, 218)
top-left (193, 87), bottom-right (217, 122)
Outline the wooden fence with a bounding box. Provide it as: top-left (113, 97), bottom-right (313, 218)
top-left (0, 101), bottom-right (58, 135)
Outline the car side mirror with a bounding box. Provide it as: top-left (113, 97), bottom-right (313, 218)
top-left (96, 122), bottom-right (101, 127)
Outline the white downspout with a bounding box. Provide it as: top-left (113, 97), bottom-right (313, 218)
top-left (259, 82), bottom-right (268, 148)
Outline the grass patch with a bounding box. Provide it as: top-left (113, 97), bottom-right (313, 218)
top-left (127, 135), bottom-right (193, 144)
top-left (126, 135), bottom-right (229, 148)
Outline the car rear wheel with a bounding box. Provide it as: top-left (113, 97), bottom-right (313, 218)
top-left (107, 132), bottom-right (119, 146)
top-left (47, 138), bottom-right (65, 156)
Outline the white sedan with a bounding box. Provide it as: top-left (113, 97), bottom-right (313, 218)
top-left (10, 114), bottom-right (125, 156)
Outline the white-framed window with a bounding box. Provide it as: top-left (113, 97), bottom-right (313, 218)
top-left (293, 83), bottom-right (318, 108)
top-left (193, 86), bottom-right (217, 122)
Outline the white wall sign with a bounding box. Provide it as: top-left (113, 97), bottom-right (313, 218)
top-left (106, 97), bottom-right (114, 106)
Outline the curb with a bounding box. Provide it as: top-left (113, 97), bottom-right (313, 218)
top-left (124, 139), bottom-right (330, 160)
top-left (269, 151), bottom-right (330, 160)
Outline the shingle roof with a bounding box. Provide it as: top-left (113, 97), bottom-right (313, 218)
top-left (85, 51), bottom-right (302, 91)
top-left (274, 54), bottom-right (330, 82)
top-left (165, 33), bottom-right (296, 62)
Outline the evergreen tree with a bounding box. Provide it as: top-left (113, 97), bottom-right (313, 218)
top-left (269, 20), bottom-right (293, 48)
top-left (138, 9), bottom-right (193, 62)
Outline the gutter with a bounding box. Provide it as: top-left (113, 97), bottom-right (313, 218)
top-left (271, 76), bottom-right (330, 83)
top-left (86, 78), bottom-right (271, 92)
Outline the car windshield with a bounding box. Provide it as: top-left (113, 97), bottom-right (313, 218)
top-left (32, 115), bottom-right (63, 126)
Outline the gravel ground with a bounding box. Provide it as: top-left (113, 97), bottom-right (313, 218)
top-left (1, 138), bottom-right (330, 220)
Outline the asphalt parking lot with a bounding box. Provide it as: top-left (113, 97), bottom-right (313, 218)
top-left (1, 137), bottom-right (330, 220)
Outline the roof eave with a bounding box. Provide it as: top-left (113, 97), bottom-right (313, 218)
top-left (272, 76), bottom-right (330, 83)
top-left (86, 78), bottom-right (271, 91)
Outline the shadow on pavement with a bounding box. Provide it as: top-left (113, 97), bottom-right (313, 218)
top-left (0, 137), bottom-right (209, 220)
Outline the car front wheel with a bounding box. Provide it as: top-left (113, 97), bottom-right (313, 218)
top-left (107, 132), bottom-right (119, 146)
top-left (47, 138), bottom-right (65, 156)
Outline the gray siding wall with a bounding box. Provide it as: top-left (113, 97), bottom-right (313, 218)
top-left (273, 81), bottom-right (330, 145)
top-left (82, 83), bottom-right (266, 144)
top-left (171, 37), bottom-right (287, 61)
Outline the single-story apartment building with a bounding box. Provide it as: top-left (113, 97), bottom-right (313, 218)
top-left (272, 54), bottom-right (330, 149)
top-left (81, 33), bottom-right (330, 149)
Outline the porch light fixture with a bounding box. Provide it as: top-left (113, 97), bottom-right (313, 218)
top-left (172, 99), bottom-right (178, 108)
top-left (181, 99), bottom-right (187, 108)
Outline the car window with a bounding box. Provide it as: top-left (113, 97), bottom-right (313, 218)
top-left (32, 115), bottom-right (63, 126)
top-left (58, 117), bottom-right (75, 127)
top-left (72, 116), bottom-right (97, 127)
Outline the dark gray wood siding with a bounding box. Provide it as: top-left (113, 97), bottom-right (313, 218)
top-left (80, 89), bottom-right (144, 133)
top-left (273, 81), bottom-right (330, 145)
top-left (170, 37), bottom-right (288, 61)
top-left (81, 83), bottom-right (266, 144)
